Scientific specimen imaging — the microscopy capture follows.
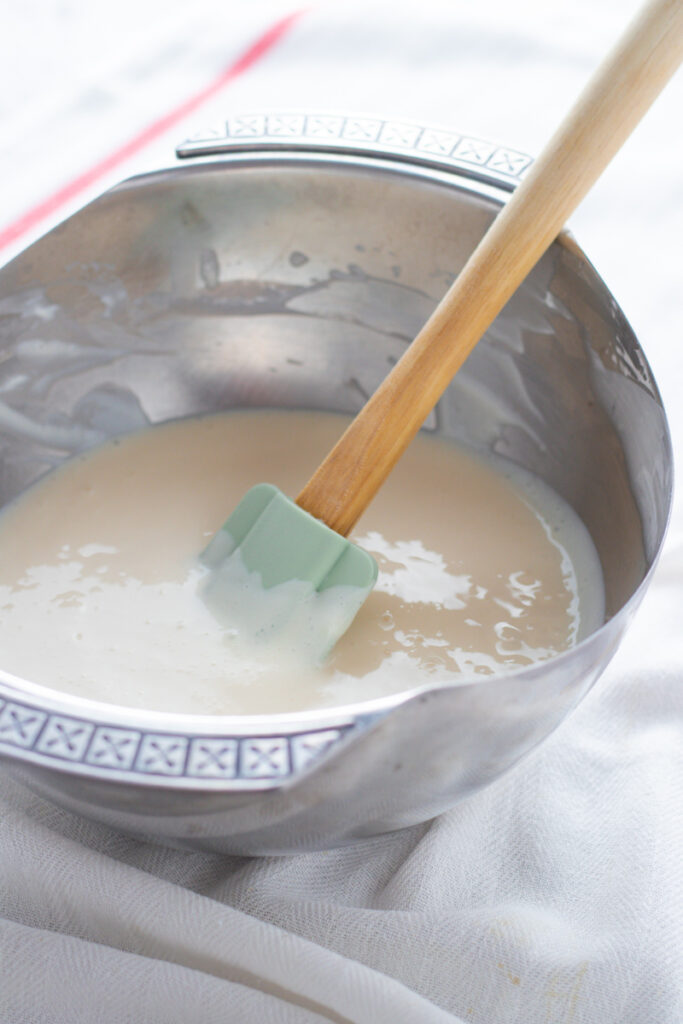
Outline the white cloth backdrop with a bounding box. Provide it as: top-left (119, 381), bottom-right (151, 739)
top-left (1, 1), bottom-right (682, 1021)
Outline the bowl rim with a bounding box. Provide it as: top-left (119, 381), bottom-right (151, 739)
top-left (175, 110), bottom-right (534, 193)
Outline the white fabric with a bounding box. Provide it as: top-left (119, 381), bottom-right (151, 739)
top-left (1, 1), bottom-right (682, 1021)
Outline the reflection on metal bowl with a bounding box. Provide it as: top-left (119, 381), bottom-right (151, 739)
top-left (0, 115), bottom-right (672, 854)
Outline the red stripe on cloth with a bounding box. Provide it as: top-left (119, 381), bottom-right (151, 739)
top-left (0, 9), bottom-right (305, 253)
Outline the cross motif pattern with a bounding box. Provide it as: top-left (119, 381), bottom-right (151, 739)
top-left (454, 138), bottom-right (495, 164)
top-left (418, 129), bottom-right (460, 156)
top-left (227, 115), bottom-right (267, 137)
top-left (187, 738), bottom-right (238, 779)
top-left (343, 118), bottom-right (382, 142)
top-left (291, 729), bottom-right (343, 773)
top-left (240, 737), bottom-right (289, 778)
top-left (267, 114), bottom-right (305, 136)
top-left (86, 727), bottom-right (141, 770)
top-left (0, 702), bottom-right (46, 749)
top-left (35, 716), bottom-right (93, 761)
top-left (487, 149), bottom-right (532, 177)
top-left (379, 122), bottom-right (422, 148)
top-left (305, 115), bottom-right (344, 137)
top-left (135, 734), bottom-right (188, 775)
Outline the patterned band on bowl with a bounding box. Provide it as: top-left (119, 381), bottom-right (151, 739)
top-left (0, 694), bottom-right (350, 785)
top-left (176, 113), bottom-right (532, 190)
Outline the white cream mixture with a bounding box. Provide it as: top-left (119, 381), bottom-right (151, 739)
top-left (0, 410), bottom-right (604, 714)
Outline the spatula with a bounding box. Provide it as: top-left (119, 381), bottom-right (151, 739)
top-left (202, 0), bottom-right (683, 659)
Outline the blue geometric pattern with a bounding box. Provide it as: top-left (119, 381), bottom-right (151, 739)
top-left (0, 693), bottom-right (347, 783)
top-left (177, 114), bottom-right (532, 187)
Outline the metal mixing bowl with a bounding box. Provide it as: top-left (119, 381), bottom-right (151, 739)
top-left (0, 114), bottom-right (672, 854)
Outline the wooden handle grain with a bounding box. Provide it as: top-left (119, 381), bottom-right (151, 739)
top-left (297, 0), bottom-right (683, 536)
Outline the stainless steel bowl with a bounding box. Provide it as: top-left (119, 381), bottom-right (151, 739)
top-left (0, 114), bottom-right (672, 854)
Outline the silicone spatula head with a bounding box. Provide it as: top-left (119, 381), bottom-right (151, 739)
top-left (200, 483), bottom-right (378, 660)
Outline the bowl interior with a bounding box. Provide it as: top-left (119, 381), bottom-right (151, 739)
top-left (0, 155), bottom-right (671, 626)
top-left (0, 149), bottom-right (673, 852)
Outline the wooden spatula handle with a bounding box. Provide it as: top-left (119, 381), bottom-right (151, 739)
top-left (297, 0), bottom-right (683, 537)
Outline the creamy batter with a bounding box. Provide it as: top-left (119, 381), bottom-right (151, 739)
top-left (0, 410), bottom-right (604, 714)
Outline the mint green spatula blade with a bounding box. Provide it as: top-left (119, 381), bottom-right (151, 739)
top-left (200, 484), bottom-right (377, 657)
